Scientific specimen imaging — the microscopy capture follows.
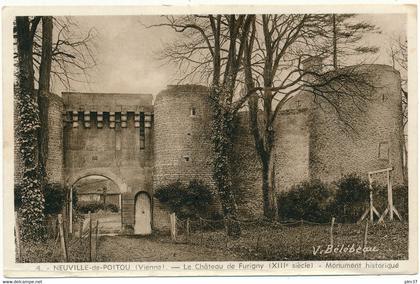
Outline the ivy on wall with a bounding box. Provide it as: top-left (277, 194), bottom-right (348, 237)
top-left (15, 85), bottom-right (46, 241)
top-left (209, 87), bottom-right (241, 237)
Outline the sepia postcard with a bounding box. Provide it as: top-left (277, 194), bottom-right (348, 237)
top-left (2, 4), bottom-right (418, 277)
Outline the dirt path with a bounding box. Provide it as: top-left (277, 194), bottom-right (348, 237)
top-left (96, 235), bottom-right (240, 262)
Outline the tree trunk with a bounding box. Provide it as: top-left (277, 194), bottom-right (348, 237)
top-left (15, 16), bottom-right (46, 241)
top-left (332, 14), bottom-right (338, 70)
top-left (268, 152), bottom-right (278, 219)
top-left (261, 152), bottom-right (278, 220)
top-left (210, 89), bottom-right (241, 237)
top-left (403, 139), bottom-right (408, 184)
top-left (37, 16), bottom-right (53, 186)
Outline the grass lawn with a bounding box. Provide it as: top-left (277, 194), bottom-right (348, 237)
top-left (17, 220), bottom-right (408, 262)
top-left (179, 220), bottom-right (409, 261)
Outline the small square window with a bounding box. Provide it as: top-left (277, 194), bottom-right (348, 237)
top-left (190, 107), bottom-right (197, 116)
top-left (183, 156), bottom-right (190, 162)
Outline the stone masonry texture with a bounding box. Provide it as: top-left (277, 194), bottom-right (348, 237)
top-left (62, 92), bottom-right (154, 232)
top-left (46, 92), bottom-right (64, 185)
top-left (308, 65), bottom-right (405, 186)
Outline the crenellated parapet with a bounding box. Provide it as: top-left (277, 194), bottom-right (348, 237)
top-left (63, 110), bottom-right (153, 129)
top-left (62, 92), bottom-right (154, 150)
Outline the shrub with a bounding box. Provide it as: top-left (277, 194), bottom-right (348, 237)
top-left (373, 183), bottom-right (408, 221)
top-left (72, 190), bottom-right (78, 209)
top-left (393, 184), bottom-right (409, 220)
top-left (105, 203), bottom-right (119, 213)
top-left (77, 201), bottom-right (118, 214)
top-left (277, 179), bottom-right (334, 223)
top-left (278, 174), bottom-right (409, 224)
top-left (330, 173), bottom-right (370, 223)
top-left (15, 183), bottom-right (67, 216)
top-left (154, 181), bottom-right (184, 211)
top-left (43, 183), bottom-right (66, 215)
top-left (154, 179), bottom-right (213, 219)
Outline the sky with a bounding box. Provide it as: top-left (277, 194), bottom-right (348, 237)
top-left (51, 14), bottom-right (407, 97)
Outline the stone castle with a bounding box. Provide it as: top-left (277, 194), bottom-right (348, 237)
top-left (14, 64), bottom-right (405, 234)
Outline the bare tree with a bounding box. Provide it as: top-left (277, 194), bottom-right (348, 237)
top-left (390, 37), bottom-right (408, 123)
top-left (15, 16), bottom-right (45, 241)
top-left (243, 14), bottom-right (375, 220)
top-left (37, 17), bottom-right (53, 189)
top-left (319, 14), bottom-right (380, 69)
top-left (389, 36), bottom-right (408, 183)
top-left (33, 17), bottom-right (97, 90)
top-left (14, 16), bottom-right (96, 241)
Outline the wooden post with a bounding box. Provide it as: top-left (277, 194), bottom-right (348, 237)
top-left (14, 212), bottom-right (22, 262)
top-left (118, 194), bottom-right (122, 212)
top-left (387, 170), bottom-right (393, 221)
top-left (55, 218), bottom-right (60, 243)
top-left (362, 220), bottom-right (369, 258)
top-left (58, 214), bottom-right (68, 262)
top-left (63, 218), bottom-right (67, 241)
top-left (360, 168), bottom-right (393, 223)
top-left (186, 218), bottom-right (190, 243)
top-left (299, 219), bottom-right (303, 256)
top-left (368, 174), bottom-right (374, 223)
top-left (53, 216), bottom-right (58, 239)
top-left (69, 187), bottom-right (73, 235)
top-left (95, 220), bottom-right (99, 261)
top-left (200, 218), bottom-right (204, 246)
top-left (170, 213), bottom-right (177, 242)
top-left (256, 234), bottom-right (261, 250)
top-left (79, 220), bottom-right (84, 239)
top-left (379, 168), bottom-right (402, 223)
top-left (89, 211), bottom-right (92, 262)
top-left (224, 217), bottom-right (230, 236)
top-left (330, 217), bottom-right (335, 247)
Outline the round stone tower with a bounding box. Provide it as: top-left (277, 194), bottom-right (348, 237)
top-left (153, 84), bottom-right (214, 188)
top-left (309, 64), bottom-right (405, 185)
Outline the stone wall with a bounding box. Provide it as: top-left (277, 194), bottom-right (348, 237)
top-left (231, 112), bottom-right (263, 218)
top-left (46, 92), bottom-right (64, 185)
top-left (152, 198), bottom-right (171, 231)
top-left (153, 85), bottom-right (214, 187)
top-left (199, 64), bottom-right (406, 218)
top-left (273, 108), bottom-right (311, 193)
top-left (14, 92), bottom-right (64, 186)
top-left (309, 65), bottom-right (405, 185)
top-left (230, 94), bottom-right (312, 217)
top-left (62, 92), bottom-right (154, 230)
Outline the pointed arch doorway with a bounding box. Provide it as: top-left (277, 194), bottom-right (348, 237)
top-left (134, 192), bottom-right (152, 235)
